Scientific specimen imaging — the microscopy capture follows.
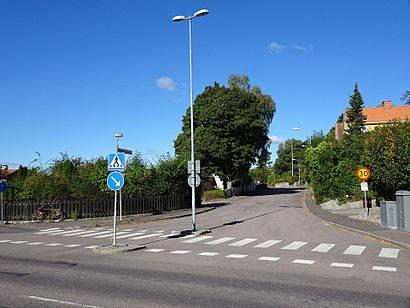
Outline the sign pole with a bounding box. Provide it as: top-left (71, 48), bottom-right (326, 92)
top-left (0, 191), bottom-right (3, 224)
top-left (113, 190), bottom-right (117, 246)
top-left (363, 182), bottom-right (368, 219)
top-left (119, 189), bottom-right (122, 222)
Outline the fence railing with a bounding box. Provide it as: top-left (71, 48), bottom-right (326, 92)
top-left (2, 194), bottom-right (191, 221)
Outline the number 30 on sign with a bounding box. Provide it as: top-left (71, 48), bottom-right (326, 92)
top-left (356, 167), bottom-right (370, 181)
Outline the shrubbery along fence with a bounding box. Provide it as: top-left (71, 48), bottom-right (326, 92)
top-left (3, 194), bottom-right (192, 221)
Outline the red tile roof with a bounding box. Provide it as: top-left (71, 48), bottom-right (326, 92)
top-left (363, 100), bottom-right (410, 124)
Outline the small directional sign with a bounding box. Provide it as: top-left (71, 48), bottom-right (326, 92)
top-left (188, 160), bottom-right (200, 174)
top-left (108, 153), bottom-right (125, 171)
top-left (188, 174), bottom-right (201, 188)
top-left (107, 172), bottom-right (124, 191)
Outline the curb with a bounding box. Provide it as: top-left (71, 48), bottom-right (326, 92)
top-left (303, 189), bottom-right (410, 250)
top-left (93, 244), bottom-right (146, 254)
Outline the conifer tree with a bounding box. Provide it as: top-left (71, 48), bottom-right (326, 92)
top-left (345, 83), bottom-right (367, 135)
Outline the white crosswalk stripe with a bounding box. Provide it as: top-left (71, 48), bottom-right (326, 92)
top-left (93, 231), bottom-right (128, 239)
top-left (254, 240), bottom-right (282, 248)
top-left (198, 252), bottom-right (219, 257)
top-left (10, 241), bottom-right (28, 244)
top-left (229, 238), bottom-right (257, 247)
top-left (183, 236), bottom-right (214, 243)
top-left (281, 241), bottom-right (307, 250)
top-left (293, 259), bottom-right (315, 265)
top-left (129, 233), bottom-right (162, 240)
top-left (45, 243), bottom-right (63, 247)
top-left (26, 242), bottom-right (45, 246)
top-left (226, 254), bottom-right (247, 259)
top-left (80, 231), bottom-right (112, 238)
top-left (47, 229), bottom-right (88, 236)
top-left (343, 245), bottom-right (366, 255)
top-left (258, 256), bottom-right (280, 262)
top-left (331, 262), bottom-right (354, 268)
top-left (311, 243), bottom-right (335, 253)
top-left (170, 250), bottom-right (190, 254)
top-left (64, 244), bottom-right (82, 248)
top-left (39, 227), bottom-right (60, 232)
top-left (378, 248), bottom-right (399, 259)
top-left (35, 229), bottom-right (63, 235)
top-left (116, 232), bottom-right (146, 239)
top-left (372, 266), bottom-right (396, 272)
top-left (63, 230), bottom-right (100, 237)
top-left (146, 249), bottom-right (164, 253)
top-left (0, 240), bottom-right (12, 243)
top-left (205, 237), bottom-right (236, 245)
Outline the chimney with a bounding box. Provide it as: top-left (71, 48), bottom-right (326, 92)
top-left (382, 100), bottom-right (393, 109)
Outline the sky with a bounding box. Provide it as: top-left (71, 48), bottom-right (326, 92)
top-left (1, 0), bottom-right (409, 169)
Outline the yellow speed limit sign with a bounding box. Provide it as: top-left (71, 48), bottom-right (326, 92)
top-left (356, 167), bottom-right (371, 181)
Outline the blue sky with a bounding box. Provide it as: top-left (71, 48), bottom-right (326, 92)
top-left (1, 0), bottom-right (409, 169)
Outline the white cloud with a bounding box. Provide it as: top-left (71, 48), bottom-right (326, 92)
top-left (293, 44), bottom-right (306, 51)
top-left (268, 41), bottom-right (285, 53)
top-left (269, 135), bottom-right (286, 144)
top-left (156, 77), bottom-right (175, 91)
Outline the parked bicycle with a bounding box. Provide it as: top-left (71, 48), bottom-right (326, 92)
top-left (35, 205), bottom-right (64, 223)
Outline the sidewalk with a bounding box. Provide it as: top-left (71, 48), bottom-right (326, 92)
top-left (304, 189), bottom-right (410, 249)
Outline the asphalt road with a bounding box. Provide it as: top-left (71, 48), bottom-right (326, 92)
top-left (0, 188), bottom-right (409, 307)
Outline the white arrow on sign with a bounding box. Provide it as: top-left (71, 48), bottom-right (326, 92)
top-left (111, 177), bottom-right (121, 187)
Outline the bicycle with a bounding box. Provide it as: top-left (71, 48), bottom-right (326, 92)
top-left (35, 205), bottom-right (64, 223)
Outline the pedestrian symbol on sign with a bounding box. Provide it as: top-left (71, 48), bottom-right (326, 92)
top-left (108, 153), bottom-right (125, 171)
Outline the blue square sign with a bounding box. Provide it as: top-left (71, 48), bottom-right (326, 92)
top-left (108, 153), bottom-right (125, 171)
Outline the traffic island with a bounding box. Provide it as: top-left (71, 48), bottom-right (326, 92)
top-left (93, 244), bottom-right (146, 254)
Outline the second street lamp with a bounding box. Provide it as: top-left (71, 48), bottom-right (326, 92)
top-left (172, 9), bottom-right (209, 231)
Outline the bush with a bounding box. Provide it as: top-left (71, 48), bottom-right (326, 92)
top-left (202, 189), bottom-right (225, 201)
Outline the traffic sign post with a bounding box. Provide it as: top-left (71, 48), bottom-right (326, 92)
top-left (356, 167), bottom-right (371, 218)
top-left (107, 172), bottom-right (124, 246)
top-left (108, 153), bottom-right (126, 172)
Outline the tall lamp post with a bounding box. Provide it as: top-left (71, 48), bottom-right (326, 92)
top-left (291, 127), bottom-right (301, 177)
top-left (172, 9), bottom-right (209, 231)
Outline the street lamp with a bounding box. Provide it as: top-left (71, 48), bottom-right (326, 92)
top-left (172, 9), bottom-right (209, 231)
top-left (291, 127), bottom-right (301, 177)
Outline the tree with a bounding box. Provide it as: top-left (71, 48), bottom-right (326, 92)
top-left (345, 83), bottom-right (367, 136)
top-left (401, 91), bottom-right (410, 105)
top-left (174, 76), bottom-right (275, 185)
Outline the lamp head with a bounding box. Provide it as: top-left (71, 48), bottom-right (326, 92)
top-left (194, 9), bottom-right (209, 18)
top-left (172, 15), bottom-right (186, 22)
top-left (115, 132), bottom-right (123, 138)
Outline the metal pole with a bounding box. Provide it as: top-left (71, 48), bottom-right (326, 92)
top-left (298, 160), bottom-right (301, 186)
top-left (113, 190), bottom-right (117, 246)
top-left (189, 17), bottom-right (196, 231)
top-left (364, 185), bottom-right (368, 219)
top-left (119, 189), bottom-right (122, 222)
top-left (0, 191), bottom-right (3, 224)
top-left (291, 139), bottom-right (294, 177)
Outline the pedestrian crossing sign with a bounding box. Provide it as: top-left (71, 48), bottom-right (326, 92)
top-left (108, 153), bottom-right (125, 171)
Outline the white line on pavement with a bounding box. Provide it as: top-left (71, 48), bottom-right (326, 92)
top-left (170, 250), bottom-right (190, 254)
top-left (64, 244), bottom-right (82, 248)
top-left (26, 242), bottom-right (45, 246)
top-left (258, 256), bottom-right (280, 262)
top-left (205, 237), bottom-right (236, 245)
top-left (281, 241), bottom-right (307, 250)
top-left (331, 262), bottom-right (354, 268)
top-left (0, 240), bottom-right (12, 243)
top-left (80, 231), bottom-right (112, 238)
top-left (84, 246), bottom-right (98, 249)
top-left (35, 229), bottom-right (63, 235)
top-left (93, 231), bottom-right (129, 239)
top-left (39, 227), bottom-right (61, 232)
top-left (129, 233), bottom-right (162, 240)
top-left (45, 243), bottom-right (63, 247)
top-left (63, 230), bottom-right (100, 237)
top-left (254, 240), bottom-right (282, 248)
top-left (10, 241), bottom-right (28, 244)
top-left (228, 238), bottom-right (258, 247)
top-left (146, 249), bottom-right (164, 253)
top-left (198, 252), bottom-right (219, 257)
top-left (115, 232), bottom-right (146, 239)
top-left (26, 295), bottom-right (101, 308)
top-left (372, 266), bottom-right (396, 272)
top-left (311, 243), bottom-right (335, 253)
top-left (182, 236), bottom-right (214, 243)
top-left (226, 254), bottom-right (248, 259)
top-left (343, 245), bottom-right (366, 255)
top-left (292, 259), bottom-right (316, 265)
top-left (378, 248), bottom-right (399, 259)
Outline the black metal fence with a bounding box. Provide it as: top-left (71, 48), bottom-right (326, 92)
top-left (2, 194), bottom-right (191, 221)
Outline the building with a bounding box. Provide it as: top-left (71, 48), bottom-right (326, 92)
top-left (336, 100), bottom-right (410, 141)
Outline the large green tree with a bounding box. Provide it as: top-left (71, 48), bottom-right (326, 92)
top-left (345, 83), bottom-right (367, 136)
top-left (174, 75), bottom-right (275, 184)
top-left (401, 90), bottom-right (410, 105)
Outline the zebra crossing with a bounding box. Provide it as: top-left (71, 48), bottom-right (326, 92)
top-left (0, 227), bottom-right (401, 272)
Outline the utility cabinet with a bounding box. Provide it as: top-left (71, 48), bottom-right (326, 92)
top-left (396, 190), bottom-right (410, 231)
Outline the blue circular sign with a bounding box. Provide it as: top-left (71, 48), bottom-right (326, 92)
top-left (107, 172), bottom-right (124, 191)
top-left (0, 181), bottom-right (6, 193)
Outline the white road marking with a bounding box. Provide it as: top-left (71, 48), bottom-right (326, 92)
top-left (10, 241), bottom-right (28, 244)
top-left (64, 244), bottom-right (82, 248)
top-left (198, 252), bottom-right (219, 257)
top-left (129, 233), bottom-right (162, 240)
top-left (378, 248), bottom-right (399, 259)
top-left (84, 246), bottom-right (98, 249)
top-left (26, 295), bottom-right (101, 308)
top-left (115, 232), bottom-right (146, 239)
top-left (122, 229), bottom-right (134, 232)
top-left (93, 231), bottom-right (129, 238)
top-left (228, 238), bottom-right (258, 247)
top-left (45, 243), bottom-right (63, 247)
top-left (258, 256), bottom-right (280, 262)
top-left (0, 240), bottom-right (12, 243)
top-left (146, 249), bottom-right (164, 253)
top-left (281, 241), bottom-right (307, 250)
top-left (254, 240), bottom-right (282, 248)
top-left (26, 242), bottom-right (45, 246)
top-left (63, 230), bottom-right (99, 237)
top-left (80, 231), bottom-right (112, 238)
top-left (311, 243), bottom-right (335, 253)
top-left (343, 245), bottom-right (366, 255)
top-left (372, 266), bottom-right (396, 272)
top-left (39, 227), bottom-right (61, 232)
top-left (205, 237), bottom-right (236, 245)
top-left (226, 254), bottom-right (248, 259)
top-left (45, 229), bottom-right (86, 236)
top-left (170, 250), bottom-right (190, 254)
top-left (154, 231), bottom-right (164, 233)
top-left (183, 236), bottom-right (214, 243)
top-left (292, 259), bottom-right (316, 265)
top-left (35, 229), bottom-right (63, 235)
top-left (331, 262), bottom-right (354, 268)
